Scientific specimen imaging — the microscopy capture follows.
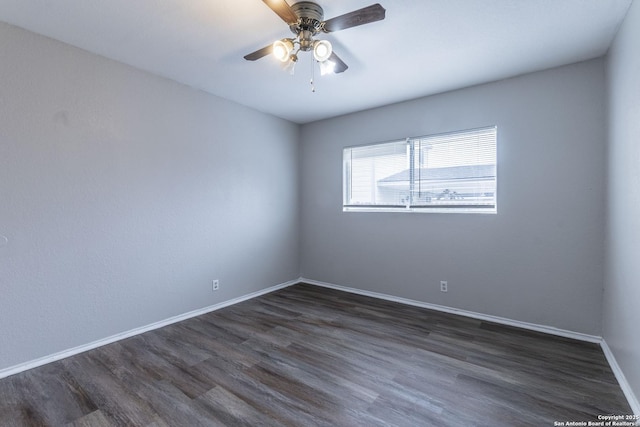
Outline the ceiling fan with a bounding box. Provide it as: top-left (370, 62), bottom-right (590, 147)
top-left (244, 0), bottom-right (386, 75)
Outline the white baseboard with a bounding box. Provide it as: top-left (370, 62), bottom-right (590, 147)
top-left (601, 340), bottom-right (640, 417)
top-left (301, 277), bottom-right (601, 343)
top-left (0, 278), bottom-right (300, 380)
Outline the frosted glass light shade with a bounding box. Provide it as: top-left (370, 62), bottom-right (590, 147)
top-left (313, 40), bottom-right (332, 62)
top-left (319, 59), bottom-right (336, 75)
top-left (273, 39), bottom-right (294, 62)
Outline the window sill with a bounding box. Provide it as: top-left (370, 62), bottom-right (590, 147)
top-left (342, 206), bottom-right (497, 214)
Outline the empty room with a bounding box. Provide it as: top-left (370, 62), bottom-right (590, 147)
top-left (0, 0), bottom-right (639, 425)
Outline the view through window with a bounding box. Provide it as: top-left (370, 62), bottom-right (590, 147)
top-left (343, 126), bottom-right (497, 213)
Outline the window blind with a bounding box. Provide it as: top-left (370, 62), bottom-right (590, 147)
top-left (343, 126), bottom-right (497, 213)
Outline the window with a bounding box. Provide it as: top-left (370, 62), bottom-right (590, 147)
top-left (343, 126), bottom-right (497, 213)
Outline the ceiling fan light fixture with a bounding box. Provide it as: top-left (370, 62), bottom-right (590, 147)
top-left (319, 59), bottom-right (336, 76)
top-left (282, 54), bottom-right (298, 75)
top-left (273, 39), bottom-right (294, 62)
top-left (313, 39), bottom-right (332, 62)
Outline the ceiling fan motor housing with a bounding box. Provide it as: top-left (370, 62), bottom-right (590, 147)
top-left (289, 1), bottom-right (325, 50)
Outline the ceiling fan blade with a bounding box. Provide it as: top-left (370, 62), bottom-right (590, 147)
top-left (323, 4), bottom-right (386, 33)
top-left (244, 44), bottom-right (273, 61)
top-left (329, 52), bottom-right (348, 74)
top-left (262, 0), bottom-right (298, 24)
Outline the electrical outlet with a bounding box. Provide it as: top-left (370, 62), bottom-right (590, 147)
top-left (212, 279), bottom-right (219, 291)
top-left (440, 281), bottom-right (448, 292)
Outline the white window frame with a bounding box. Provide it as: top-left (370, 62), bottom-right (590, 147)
top-left (343, 126), bottom-right (497, 214)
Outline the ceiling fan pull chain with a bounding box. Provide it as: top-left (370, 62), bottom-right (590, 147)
top-left (310, 54), bottom-right (316, 93)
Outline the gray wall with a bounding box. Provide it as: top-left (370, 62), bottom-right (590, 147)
top-left (604, 0), bottom-right (640, 408)
top-left (300, 59), bottom-right (607, 335)
top-left (0, 22), bottom-right (300, 371)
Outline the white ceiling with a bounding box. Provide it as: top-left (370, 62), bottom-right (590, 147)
top-left (0, 0), bottom-right (632, 123)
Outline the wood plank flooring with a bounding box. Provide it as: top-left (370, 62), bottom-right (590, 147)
top-left (0, 283), bottom-right (632, 426)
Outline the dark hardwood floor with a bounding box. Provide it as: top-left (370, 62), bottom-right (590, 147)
top-left (0, 283), bottom-right (632, 426)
